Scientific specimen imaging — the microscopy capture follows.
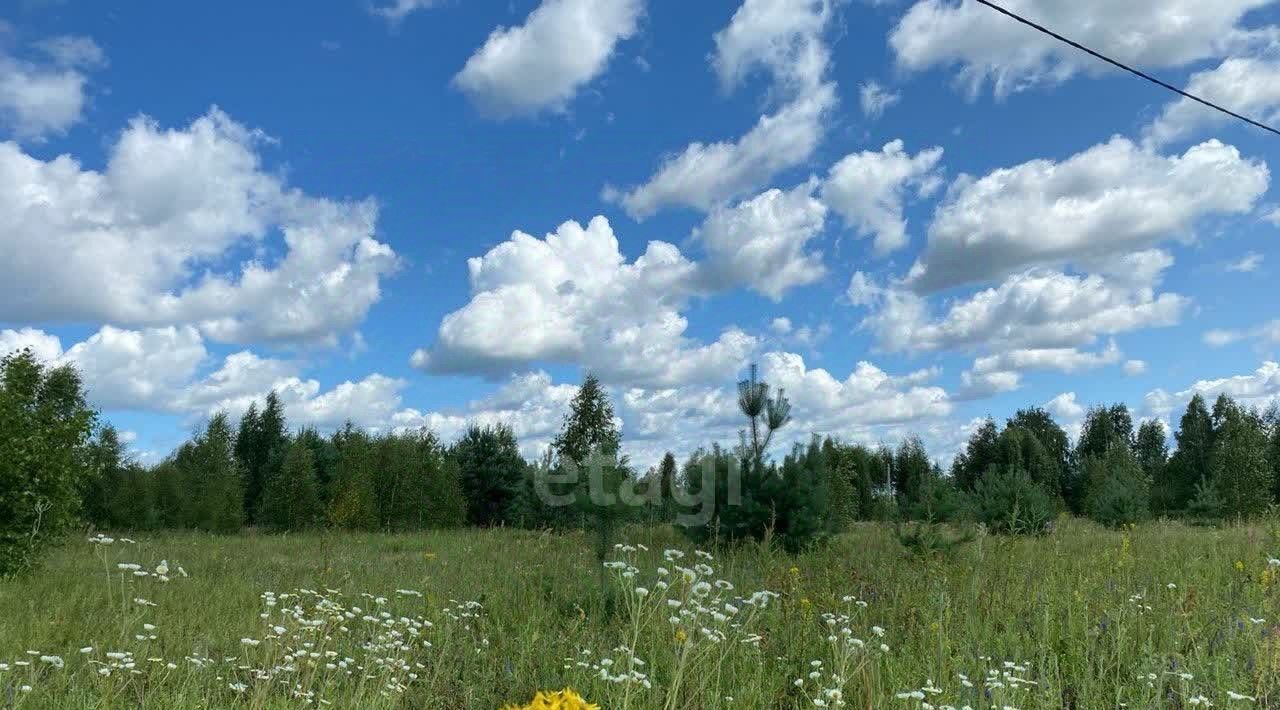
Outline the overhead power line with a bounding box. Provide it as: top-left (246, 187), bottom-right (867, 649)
top-left (971, 0), bottom-right (1280, 138)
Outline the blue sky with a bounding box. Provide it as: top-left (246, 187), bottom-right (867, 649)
top-left (2, 0), bottom-right (1279, 467)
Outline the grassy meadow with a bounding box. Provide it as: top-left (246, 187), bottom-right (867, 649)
top-left (2, 519), bottom-right (1280, 708)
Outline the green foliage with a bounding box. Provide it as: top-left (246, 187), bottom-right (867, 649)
top-left (552, 374), bottom-right (620, 466)
top-left (1210, 404), bottom-right (1273, 520)
top-left (1185, 475), bottom-right (1224, 526)
top-left (904, 477), bottom-right (973, 524)
top-left (1166, 394), bottom-right (1214, 513)
top-left (972, 467), bottom-right (1055, 535)
top-left (508, 449), bottom-right (561, 530)
top-left (451, 424), bottom-right (525, 527)
top-left (81, 425), bottom-right (125, 528)
top-left (1068, 404), bottom-right (1136, 514)
top-left (424, 456), bottom-right (467, 529)
top-left (1135, 419), bottom-right (1171, 514)
top-left (259, 440), bottom-right (322, 531)
top-left (235, 392), bottom-right (289, 524)
top-left (1086, 469), bottom-right (1150, 529)
top-left (0, 350), bottom-right (96, 576)
top-left (891, 436), bottom-right (935, 509)
top-left (823, 448), bottom-right (858, 533)
top-left (735, 363), bottom-right (791, 465)
top-left (295, 427), bottom-right (338, 503)
top-left (1270, 407), bottom-right (1280, 505)
top-left (996, 425), bottom-right (1058, 494)
top-left (678, 442), bottom-right (829, 554)
top-left (895, 521), bottom-right (976, 559)
top-left (327, 425), bottom-right (379, 530)
top-left (952, 418), bottom-right (999, 492)
top-left (1007, 407), bottom-right (1070, 495)
top-left (183, 413), bottom-right (245, 533)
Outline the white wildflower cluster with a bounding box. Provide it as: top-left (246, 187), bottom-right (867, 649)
top-left (570, 646), bottom-right (652, 688)
top-left (1127, 592), bottom-right (1154, 613)
top-left (794, 596), bottom-right (891, 707)
top-left (3, 559), bottom-right (490, 707)
top-left (895, 657), bottom-right (1041, 709)
top-left (1131, 666), bottom-right (1256, 706)
top-left (587, 544), bottom-right (781, 701)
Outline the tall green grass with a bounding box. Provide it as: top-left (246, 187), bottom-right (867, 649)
top-left (1, 519), bottom-right (1278, 708)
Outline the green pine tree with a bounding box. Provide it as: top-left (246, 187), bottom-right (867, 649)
top-left (451, 424), bottom-right (525, 527)
top-left (1167, 394), bottom-right (1215, 513)
top-left (185, 413), bottom-right (245, 533)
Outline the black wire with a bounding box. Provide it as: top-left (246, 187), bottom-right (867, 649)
top-left (971, 0), bottom-right (1280, 138)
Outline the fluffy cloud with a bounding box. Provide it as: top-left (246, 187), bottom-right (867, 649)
top-left (412, 216), bottom-right (755, 387)
top-left (859, 80), bottom-right (900, 120)
top-left (856, 262), bottom-right (1187, 354)
top-left (1145, 361), bottom-right (1280, 418)
top-left (821, 140), bottom-right (943, 254)
top-left (1, 325), bottom-right (411, 430)
top-left (761, 351), bottom-right (952, 431)
top-left (606, 85), bottom-right (834, 218)
top-left (1145, 58), bottom-right (1280, 147)
top-left (0, 35), bottom-right (103, 141)
top-left (0, 108), bottom-right (398, 345)
top-left (0, 326), bottom-right (63, 362)
top-left (889, 0), bottom-right (1274, 97)
top-left (693, 181), bottom-right (827, 299)
top-left (959, 342), bottom-right (1122, 398)
top-left (711, 0), bottom-right (832, 92)
top-left (908, 138), bottom-right (1268, 291)
top-left (1044, 391), bottom-right (1085, 421)
top-left (607, 0), bottom-right (836, 218)
top-left (394, 371), bottom-right (579, 457)
top-left (453, 0), bottom-right (643, 117)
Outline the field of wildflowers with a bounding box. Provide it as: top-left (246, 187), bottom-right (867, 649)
top-left (3, 519), bottom-right (1280, 708)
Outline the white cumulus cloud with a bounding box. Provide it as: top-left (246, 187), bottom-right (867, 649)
top-left (908, 137), bottom-right (1269, 291)
top-left (0, 108), bottom-right (398, 345)
top-left (890, 0), bottom-right (1274, 97)
top-left (822, 139), bottom-right (943, 255)
top-left (454, 0), bottom-right (644, 117)
top-left (0, 35), bottom-right (104, 142)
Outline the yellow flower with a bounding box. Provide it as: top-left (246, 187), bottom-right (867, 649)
top-left (424, 552), bottom-right (437, 561)
top-left (674, 628), bottom-right (688, 644)
top-left (502, 688), bottom-right (599, 710)
top-left (789, 566), bottom-right (800, 576)
top-left (1236, 560), bottom-right (1247, 573)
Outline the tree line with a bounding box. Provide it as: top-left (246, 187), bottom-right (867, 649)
top-left (5, 344), bottom-right (1280, 576)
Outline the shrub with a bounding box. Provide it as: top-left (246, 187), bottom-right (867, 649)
top-left (895, 521), bottom-right (975, 559)
top-left (1185, 476), bottom-right (1224, 526)
top-left (904, 478), bottom-right (973, 524)
top-left (972, 467), bottom-right (1055, 535)
top-left (677, 443), bottom-right (829, 554)
top-left (1086, 473), bottom-right (1150, 528)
